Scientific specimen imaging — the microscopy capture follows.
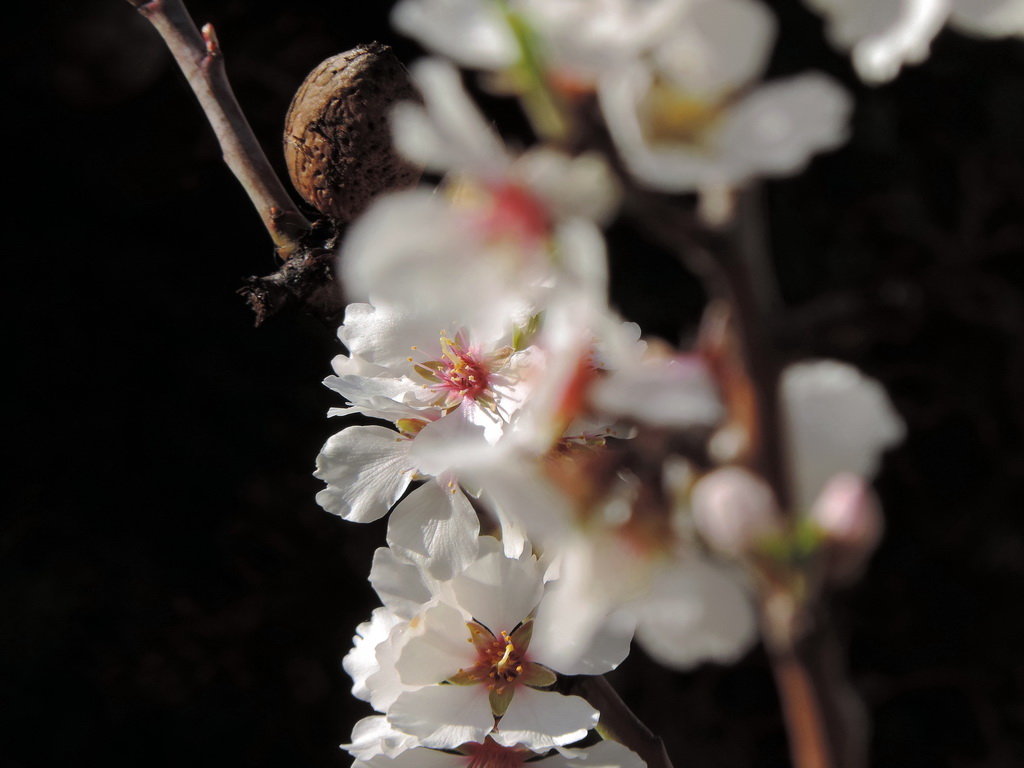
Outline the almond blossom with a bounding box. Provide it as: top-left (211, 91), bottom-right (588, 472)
top-left (780, 360), bottom-right (905, 512)
top-left (341, 59), bottom-right (616, 335)
top-left (806, 0), bottom-right (1024, 84)
top-left (599, 0), bottom-right (852, 191)
top-left (381, 538), bottom-right (627, 750)
top-left (348, 718), bottom-right (646, 768)
top-left (391, 0), bottom-right (684, 86)
top-left (313, 297), bottom-right (542, 577)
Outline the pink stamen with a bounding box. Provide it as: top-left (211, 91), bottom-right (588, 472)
top-left (433, 335), bottom-right (490, 403)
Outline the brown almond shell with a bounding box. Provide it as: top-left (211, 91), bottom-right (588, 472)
top-left (283, 43), bottom-right (420, 223)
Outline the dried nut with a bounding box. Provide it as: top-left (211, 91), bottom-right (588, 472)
top-left (283, 42), bottom-right (420, 223)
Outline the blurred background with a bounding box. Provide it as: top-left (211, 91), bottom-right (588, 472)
top-left (5, 1), bottom-right (1024, 766)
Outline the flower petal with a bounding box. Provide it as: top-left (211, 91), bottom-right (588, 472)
top-left (451, 547), bottom-right (545, 634)
top-left (388, 684), bottom-right (495, 749)
top-left (395, 602), bottom-right (474, 686)
top-left (492, 687), bottom-right (598, 749)
top-left (314, 426), bottom-right (414, 522)
top-left (633, 557), bottom-right (756, 669)
top-left (387, 482), bottom-right (481, 580)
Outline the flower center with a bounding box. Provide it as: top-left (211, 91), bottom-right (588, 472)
top-left (463, 739), bottom-right (530, 768)
top-left (483, 182), bottom-right (550, 248)
top-left (413, 334), bottom-right (492, 406)
top-left (475, 628), bottom-right (525, 692)
top-left (641, 79), bottom-right (724, 146)
top-left (449, 622), bottom-right (532, 692)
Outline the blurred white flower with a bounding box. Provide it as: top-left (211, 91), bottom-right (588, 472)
top-left (781, 360), bottom-right (905, 511)
top-left (529, 499), bottom-right (758, 672)
top-left (690, 467), bottom-right (783, 556)
top-left (392, 59), bottom-right (620, 223)
top-left (589, 350), bottom-right (724, 429)
top-left (392, 0), bottom-right (686, 86)
top-left (950, 0), bottom-right (1024, 37)
top-left (806, 0), bottom-right (1023, 84)
top-left (601, 0), bottom-right (851, 191)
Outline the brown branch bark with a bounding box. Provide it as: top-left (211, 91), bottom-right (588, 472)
top-left (126, 0), bottom-right (311, 257)
top-left (573, 676), bottom-right (674, 768)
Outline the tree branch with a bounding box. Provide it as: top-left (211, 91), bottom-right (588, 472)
top-left (127, 0), bottom-right (311, 257)
top-left (573, 675), bottom-right (674, 768)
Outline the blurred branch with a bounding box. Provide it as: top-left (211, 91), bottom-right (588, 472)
top-left (126, 0), bottom-right (311, 257)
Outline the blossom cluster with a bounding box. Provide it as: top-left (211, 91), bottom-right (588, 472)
top-left (305, 1), bottom-right (932, 765)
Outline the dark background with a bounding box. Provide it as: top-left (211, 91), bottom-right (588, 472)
top-left (6, 1), bottom-right (1024, 767)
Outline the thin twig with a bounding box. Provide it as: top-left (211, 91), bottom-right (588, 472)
top-left (706, 187), bottom-right (867, 768)
top-left (708, 186), bottom-right (792, 510)
top-left (127, 0), bottom-right (311, 257)
top-left (573, 675), bottom-right (674, 768)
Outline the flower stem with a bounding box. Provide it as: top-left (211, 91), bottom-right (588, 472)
top-left (126, 0), bottom-right (311, 257)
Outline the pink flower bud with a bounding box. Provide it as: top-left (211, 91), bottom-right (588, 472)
top-left (691, 468), bottom-right (782, 556)
top-left (811, 473), bottom-right (883, 584)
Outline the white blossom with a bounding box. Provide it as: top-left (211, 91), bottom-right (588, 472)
top-left (350, 725), bottom-right (646, 768)
top-left (383, 539), bottom-right (621, 749)
top-left (781, 360), bottom-right (905, 511)
top-left (690, 467), bottom-right (783, 556)
top-left (392, 59), bottom-right (620, 224)
top-left (600, 0), bottom-right (851, 191)
top-left (391, 0), bottom-right (685, 85)
top-left (806, 0), bottom-right (1023, 84)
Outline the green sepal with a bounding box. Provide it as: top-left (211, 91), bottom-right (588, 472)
top-left (447, 668), bottom-right (482, 686)
top-left (467, 621), bottom-right (495, 654)
top-left (518, 661), bottom-right (557, 689)
top-left (489, 685), bottom-right (515, 717)
top-left (509, 618), bottom-right (534, 654)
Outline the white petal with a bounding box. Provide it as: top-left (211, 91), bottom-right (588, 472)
top-left (391, 0), bottom-right (517, 70)
top-left (355, 747), bottom-right (463, 768)
top-left (395, 602), bottom-right (474, 686)
top-left (492, 687), bottom-right (598, 749)
top-left (344, 715), bottom-right (420, 761)
top-left (369, 547), bottom-right (437, 619)
top-left (343, 608), bottom-right (403, 702)
top-left (397, 58), bottom-right (510, 178)
top-left (387, 482), bottom-right (481, 580)
top-left (807, 0), bottom-right (950, 83)
top-left (782, 360), bottom-right (905, 509)
top-left (450, 547), bottom-right (545, 633)
top-left (314, 426), bottom-right (414, 522)
top-left (950, 0), bottom-right (1024, 37)
top-left (538, 740), bottom-right (647, 768)
top-left (655, 0), bottom-right (777, 97)
top-left (408, 411), bottom-right (490, 478)
top-left (388, 684), bottom-right (495, 749)
top-left (366, 622), bottom-right (417, 712)
top-left (590, 355), bottom-right (724, 428)
top-left (720, 73), bottom-right (852, 180)
top-left (599, 62), bottom-right (724, 191)
top-left (531, 604), bottom-right (633, 676)
top-left (339, 303), bottom-right (443, 369)
top-left (634, 557), bottom-right (757, 669)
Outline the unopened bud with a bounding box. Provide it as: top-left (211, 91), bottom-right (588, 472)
top-left (691, 468), bottom-right (782, 556)
top-left (811, 473), bottom-right (883, 584)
